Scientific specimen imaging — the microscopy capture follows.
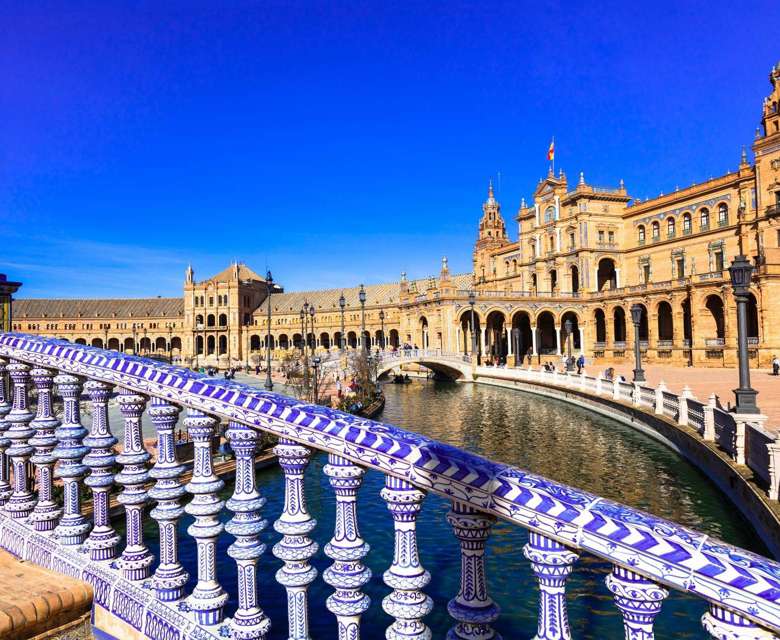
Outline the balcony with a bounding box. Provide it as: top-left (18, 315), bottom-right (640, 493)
top-left (718, 216), bottom-right (729, 227)
top-left (657, 339), bottom-right (674, 348)
top-left (705, 337), bottom-right (725, 347)
top-left (766, 203), bottom-right (780, 217)
top-left (667, 231), bottom-right (676, 239)
top-left (638, 238), bottom-right (646, 246)
top-left (683, 227), bottom-right (692, 235)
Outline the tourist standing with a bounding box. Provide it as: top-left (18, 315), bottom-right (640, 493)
top-left (773, 355), bottom-right (780, 376)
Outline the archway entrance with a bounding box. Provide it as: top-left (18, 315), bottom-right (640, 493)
top-left (613, 307), bottom-right (627, 344)
top-left (511, 311), bottom-right (533, 365)
top-left (597, 258), bottom-right (617, 291)
top-left (570, 265), bottom-right (579, 294)
top-left (560, 311), bottom-right (581, 352)
top-left (657, 302), bottom-right (673, 341)
top-left (703, 295), bottom-right (725, 340)
top-left (485, 311), bottom-right (506, 363)
top-left (536, 311), bottom-right (557, 355)
top-left (459, 310), bottom-right (481, 357)
top-left (594, 309), bottom-right (606, 344)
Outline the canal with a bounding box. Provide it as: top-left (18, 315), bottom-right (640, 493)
top-left (135, 377), bottom-right (764, 638)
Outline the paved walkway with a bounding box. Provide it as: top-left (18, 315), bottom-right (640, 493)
top-left (595, 362), bottom-right (780, 431)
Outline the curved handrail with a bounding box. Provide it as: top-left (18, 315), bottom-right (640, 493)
top-left (2, 332), bottom-right (780, 632)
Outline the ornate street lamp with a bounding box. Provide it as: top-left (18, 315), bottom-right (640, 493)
top-left (0, 274), bottom-right (22, 333)
top-left (359, 284), bottom-right (367, 352)
top-left (312, 355), bottom-right (321, 404)
top-left (379, 309), bottom-right (385, 350)
top-left (630, 304), bottom-right (645, 382)
top-left (564, 318), bottom-right (574, 372)
top-left (468, 289), bottom-right (477, 357)
top-left (729, 255), bottom-right (759, 414)
top-left (309, 304), bottom-right (316, 357)
top-left (339, 292), bottom-right (346, 351)
top-left (265, 270), bottom-right (274, 391)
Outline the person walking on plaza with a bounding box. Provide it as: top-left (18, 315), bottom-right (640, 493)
top-left (773, 355), bottom-right (780, 376)
top-left (576, 353), bottom-right (585, 375)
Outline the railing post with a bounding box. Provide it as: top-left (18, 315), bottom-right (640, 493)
top-left (523, 531), bottom-right (578, 640)
top-left (677, 386), bottom-right (691, 427)
top-left (654, 382), bottom-right (666, 415)
top-left (5, 360), bottom-right (36, 519)
top-left (632, 382), bottom-right (641, 407)
top-left (605, 565), bottom-right (668, 640)
top-left (733, 416), bottom-right (748, 466)
top-left (29, 367), bottom-right (62, 532)
top-left (184, 408), bottom-right (228, 625)
top-left (226, 421), bottom-right (271, 640)
top-left (381, 475), bottom-right (432, 640)
top-left (83, 380), bottom-right (120, 561)
top-left (273, 438), bottom-right (318, 640)
top-left (702, 604), bottom-right (778, 639)
top-left (595, 374), bottom-right (603, 396)
top-left (612, 377), bottom-right (621, 401)
top-left (52, 374), bottom-right (90, 545)
top-left (446, 501), bottom-right (501, 639)
top-left (116, 390), bottom-right (153, 581)
top-left (0, 358), bottom-right (13, 505)
top-left (148, 398), bottom-right (188, 602)
top-left (702, 393), bottom-right (716, 441)
top-left (767, 439), bottom-right (780, 501)
top-left (323, 453), bottom-right (371, 639)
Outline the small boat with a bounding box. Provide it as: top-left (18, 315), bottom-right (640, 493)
top-left (392, 374), bottom-right (411, 384)
top-left (357, 393), bottom-right (386, 418)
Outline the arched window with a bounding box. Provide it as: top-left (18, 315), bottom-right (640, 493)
top-left (637, 225), bottom-right (646, 244)
top-left (544, 206), bottom-right (555, 223)
top-left (218, 313), bottom-right (228, 327)
top-left (682, 213), bottom-right (692, 234)
top-left (700, 208), bottom-right (710, 230)
top-left (651, 221), bottom-right (660, 240)
top-left (667, 217), bottom-right (676, 238)
top-left (718, 203), bottom-right (728, 226)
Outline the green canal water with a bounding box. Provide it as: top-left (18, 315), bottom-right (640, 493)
top-left (137, 378), bottom-right (764, 638)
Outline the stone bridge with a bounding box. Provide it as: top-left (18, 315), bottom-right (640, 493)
top-left (376, 349), bottom-right (473, 380)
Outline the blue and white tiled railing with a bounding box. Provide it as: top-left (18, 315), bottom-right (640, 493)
top-left (0, 333), bottom-right (779, 639)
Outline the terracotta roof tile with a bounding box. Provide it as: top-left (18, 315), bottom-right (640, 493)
top-left (14, 298), bottom-right (183, 319)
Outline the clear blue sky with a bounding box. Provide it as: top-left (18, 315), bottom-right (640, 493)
top-left (2, 1), bottom-right (778, 298)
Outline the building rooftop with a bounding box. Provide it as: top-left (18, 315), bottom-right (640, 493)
top-left (14, 298), bottom-right (184, 319)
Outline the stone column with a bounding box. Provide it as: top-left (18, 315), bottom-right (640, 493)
top-left (52, 374), bottom-right (90, 545)
top-left (148, 398), bottom-right (188, 602)
top-left (506, 328), bottom-right (513, 357)
top-left (531, 325), bottom-right (538, 356)
top-left (381, 476), bottom-right (432, 640)
top-left (0, 359), bottom-right (12, 505)
top-left (4, 360), bottom-right (36, 519)
top-left (116, 390), bottom-right (153, 581)
top-left (29, 368), bottom-right (62, 532)
top-left (184, 408), bottom-right (228, 625)
top-left (578, 328), bottom-right (585, 356)
top-left (323, 454), bottom-right (371, 639)
top-left (523, 531), bottom-right (578, 640)
top-left (226, 422), bottom-right (271, 640)
top-left (556, 325), bottom-right (562, 356)
top-left (446, 501), bottom-right (501, 639)
top-left (83, 380), bottom-right (120, 561)
top-left (605, 565), bottom-right (668, 640)
top-left (273, 438), bottom-right (318, 640)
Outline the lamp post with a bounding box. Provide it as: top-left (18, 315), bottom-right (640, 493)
top-left (379, 309), bottom-right (385, 350)
top-left (0, 274), bottom-right (22, 333)
top-left (630, 304), bottom-right (646, 382)
top-left (729, 255), bottom-right (759, 414)
top-left (359, 284), bottom-right (366, 352)
top-left (312, 356), bottom-right (321, 404)
top-left (265, 270), bottom-right (274, 391)
top-left (564, 318), bottom-right (574, 372)
top-left (468, 289), bottom-right (477, 358)
top-left (339, 292), bottom-right (346, 351)
top-left (167, 326), bottom-right (172, 362)
top-left (300, 305), bottom-right (308, 393)
top-left (309, 305), bottom-right (316, 358)
top-left (143, 328), bottom-right (148, 356)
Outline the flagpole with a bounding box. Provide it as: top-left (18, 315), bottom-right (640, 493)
top-left (552, 136), bottom-right (555, 176)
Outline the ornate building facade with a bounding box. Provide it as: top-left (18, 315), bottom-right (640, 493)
top-left (11, 62), bottom-right (780, 369)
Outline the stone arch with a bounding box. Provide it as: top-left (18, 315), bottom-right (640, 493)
top-left (75, 338), bottom-right (87, 345)
top-left (140, 337), bottom-right (152, 353)
top-left (458, 308), bottom-right (482, 356)
top-left (747, 292), bottom-right (759, 339)
top-left (597, 257), bottom-right (617, 291)
top-left (171, 337), bottom-right (182, 353)
top-left (702, 294), bottom-right (725, 339)
top-left (613, 306), bottom-right (627, 343)
top-left (594, 308), bottom-right (606, 343)
top-left (511, 310), bottom-right (533, 362)
top-left (218, 313), bottom-right (228, 327)
top-left (347, 331), bottom-right (357, 348)
top-left (656, 301), bottom-right (673, 341)
top-left (418, 316), bottom-right (429, 349)
top-left (560, 310), bottom-right (581, 350)
top-left (218, 335), bottom-right (227, 355)
top-left (485, 310), bottom-right (507, 362)
top-left (154, 337), bottom-right (166, 352)
top-left (549, 269), bottom-right (558, 293)
top-left (107, 337), bottom-right (120, 351)
top-left (320, 332), bottom-right (331, 349)
top-left (250, 335), bottom-right (261, 351)
top-left (91, 337), bottom-right (103, 348)
top-left (536, 310), bottom-right (557, 355)
top-left (570, 264), bottom-right (579, 293)
top-left (124, 337), bottom-right (134, 352)
top-left (389, 329), bottom-right (399, 349)
top-left (278, 334), bottom-right (289, 350)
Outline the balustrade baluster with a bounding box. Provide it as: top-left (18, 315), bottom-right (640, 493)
top-left (184, 408), bottom-right (228, 625)
top-left (0, 358), bottom-right (13, 505)
top-left (83, 380), bottom-right (120, 561)
top-left (52, 374), bottom-right (90, 545)
top-left (381, 475), bottom-right (432, 640)
top-left (116, 390), bottom-right (153, 580)
top-left (273, 438), bottom-right (318, 640)
top-left (5, 360), bottom-right (36, 519)
top-left (446, 501), bottom-right (501, 639)
top-left (29, 368), bottom-right (62, 531)
top-left (225, 421), bottom-right (271, 639)
top-left (323, 453), bottom-right (371, 639)
top-left (702, 604), bottom-right (779, 639)
top-left (605, 565), bottom-right (668, 639)
top-left (523, 531), bottom-right (578, 640)
top-left (148, 398), bottom-right (188, 601)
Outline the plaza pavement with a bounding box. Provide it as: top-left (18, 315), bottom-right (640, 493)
top-left (594, 362), bottom-right (780, 432)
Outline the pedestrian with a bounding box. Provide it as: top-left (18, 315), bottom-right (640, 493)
top-left (773, 355), bottom-right (780, 376)
top-left (576, 353), bottom-right (585, 375)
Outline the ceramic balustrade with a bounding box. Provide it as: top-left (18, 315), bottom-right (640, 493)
top-left (0, 334), bottom-right (776, 640)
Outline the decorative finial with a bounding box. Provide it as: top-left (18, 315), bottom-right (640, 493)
top-left (756, 127), bottom-right (761, 140)
top-left (578, 171), bottom-right (585, 186)
top-left (741, 146), bottom-right (748, 165)
top-left (442, 256), bottom-right (449, 270)
top-left (400, 271), bottom-right (407, 283)
top-left (521, 197), bottom-right (526, 208)
top-left (675, 185), bottom-right (679, 192)
top-left (619, 178), bottom-right (625, 189)
top-left (488, 178), bottom-right (494, 199)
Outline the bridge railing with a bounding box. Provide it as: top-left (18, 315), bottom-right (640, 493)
top-left (0, 333), bottom-right (779, 639)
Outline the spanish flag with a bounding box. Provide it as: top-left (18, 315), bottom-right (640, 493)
top-left (547, 138), bottom-right (555, 161)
